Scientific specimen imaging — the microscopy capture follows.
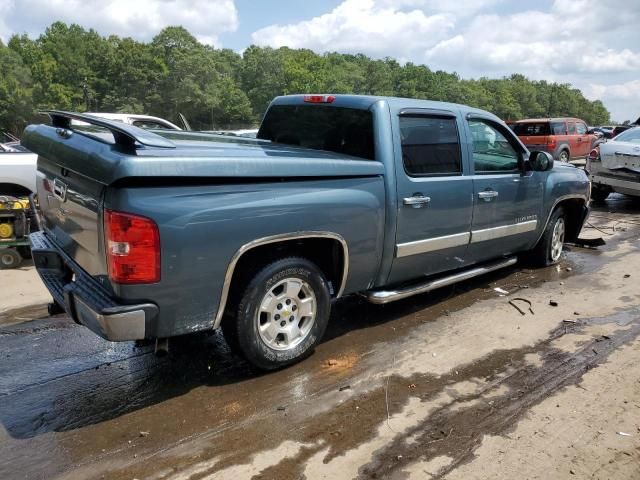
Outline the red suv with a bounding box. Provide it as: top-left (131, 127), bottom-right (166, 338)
top-left (512, 117), bottom-right (597, 162)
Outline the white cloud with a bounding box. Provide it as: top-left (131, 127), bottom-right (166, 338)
top-left (0, 0), bottom-right (238, 46)
top-left (584, 80), bottom-right (640, 122)
top-left (251, 0), bottom-right (640, 119)
top-left (251, 0), bottom-right (455, 60)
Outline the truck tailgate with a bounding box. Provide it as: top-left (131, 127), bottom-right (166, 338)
top-left (36, 154), bottom-right (105, 277)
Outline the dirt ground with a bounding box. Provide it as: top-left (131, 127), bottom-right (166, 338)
top-left (1, 194), bottom-right (640, 480)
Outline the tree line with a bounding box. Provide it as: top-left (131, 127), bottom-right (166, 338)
top-left (0, 22), bottom-right (611, 136)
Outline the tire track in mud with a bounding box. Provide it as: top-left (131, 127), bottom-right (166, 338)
top-left (359, 311), bottom-right (640, 478)
top-left (247, 310), bottom-right (640, 480)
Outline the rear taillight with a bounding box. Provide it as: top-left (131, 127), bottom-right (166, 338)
top-left (303, 94), bottom-right (335, 103)
top-left (105, 210), bottom-right (160, 284)
top-left (588, 147), bottom-right (600, 162)
top-left (546, 137), bottom-right (557, 150)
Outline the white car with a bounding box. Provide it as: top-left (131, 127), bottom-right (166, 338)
top-left (0, 142), bottom-right (37, 195)
top-left (588, 126), bottom-right (640, 201)
top-left (74, 113), bottom-right (184, 130)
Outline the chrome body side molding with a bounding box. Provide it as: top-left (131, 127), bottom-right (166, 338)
top-left (213, 231), bottom-right (349, 329)
top-left (364, 257), bottom-right (517, 304)
top-left (470, 220), bottom-right (537, 243)
top-left (396, 232), bottom-right (470, 258)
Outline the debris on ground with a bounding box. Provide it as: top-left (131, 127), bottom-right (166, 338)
top-left (139, 431), bottom-right (150, 437)
top-left (339, 385), bottom-right (351, 392)
top-left (549, 300), bottom-right (559, 307)
top-left (327, 359), bottom-right (338, 366)
top-left (563, 319), bottom-right (578, 324)
top-left (617, 431), bottom-right (632, 437)
top-left (508, 298), bottom-right (534, 316)
top-left (565, 267), bottom-right (572, 272)
top-left (494, 287), bottom-right (509, 296)
top-left (624, 274), bottom-right (631, 278)
top-left (569, 237), bottom-right (606, 248)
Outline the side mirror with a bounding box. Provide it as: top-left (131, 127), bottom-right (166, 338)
top-left (527, 151), bottom-right (554, 172)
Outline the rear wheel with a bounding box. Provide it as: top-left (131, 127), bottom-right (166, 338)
top-left (222, 257), bottom-right (331, 370)
top-left (0, 248), bottom-right (22, 269)
top-left (528, 207), bottom-right (566, 267)
top-left (558, 150), bottom-right (570, 162)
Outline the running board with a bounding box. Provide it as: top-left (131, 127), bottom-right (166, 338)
top-left (364, 257), bottom-right (518, 305)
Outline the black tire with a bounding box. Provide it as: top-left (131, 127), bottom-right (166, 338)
top-left (591, 185), bottom-right (610, 203)
top-left (558, 150), bottom-right (570, 162)
top-left (528, 207), bottom-right (566, 267)
top-left (0, 248), bottom-right (22, 269)
top-left (222, 257), bottom-right (331, 370)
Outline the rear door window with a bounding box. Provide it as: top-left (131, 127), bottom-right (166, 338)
top-left (258, 105), bottom-right (375, 160)
top-left (576, 122), bottom-right (587, 135)
top-left (399, 116), bottom-right (462, 176)
top-left (551, 122), bottom-right (566, 135)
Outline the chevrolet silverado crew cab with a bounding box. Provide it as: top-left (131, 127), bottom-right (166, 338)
top-left (24, 95), bottom-right (590, 369)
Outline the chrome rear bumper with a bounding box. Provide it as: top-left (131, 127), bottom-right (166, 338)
top-left (30, 231), bottom-right (157, 341)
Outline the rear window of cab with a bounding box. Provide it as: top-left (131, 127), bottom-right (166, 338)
top-left (258, 105), bottom-right (375, 160)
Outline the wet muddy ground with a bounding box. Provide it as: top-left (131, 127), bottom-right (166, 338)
top-left (1, 195), bottom-right (640, 479)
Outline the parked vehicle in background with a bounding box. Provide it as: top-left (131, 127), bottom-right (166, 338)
top-left (0, 141), bottom-right (37, 196)
top-left (74, 113), bottom-right (185, 130)
top-left (24, 95), bottom-right (590, 369)
top-left (207, 129), bottom-right (259, 138)
top-left (587, 126), bottom-right (640, 201)
top-left (512, 117), bottom-right (598, 163)
top-left (589, 127), bottom-right (612, 139)
top-left (612, 125), bottom-right (633, 137)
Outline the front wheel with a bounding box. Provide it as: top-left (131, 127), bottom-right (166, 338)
top-left (527, 207), bottom-right (566, 267)
top-left (223, 257), bottom-right (331, 370)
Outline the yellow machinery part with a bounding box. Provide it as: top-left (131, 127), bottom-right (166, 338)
top-left (0, 198), bottom-right (29, 210)
top-left (0, 222), bottom-right (14, 239)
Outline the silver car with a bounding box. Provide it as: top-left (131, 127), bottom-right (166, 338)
top-left (588, 126), bottom-right (640, 201)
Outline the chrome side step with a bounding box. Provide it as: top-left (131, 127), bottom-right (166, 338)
top-left (364, 257), bottom-right (518, 305)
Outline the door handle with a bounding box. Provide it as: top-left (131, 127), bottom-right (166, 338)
top-left (403, 195), bottom-right (431, 208)
top-left (478, 190), bottom-right (499, 201)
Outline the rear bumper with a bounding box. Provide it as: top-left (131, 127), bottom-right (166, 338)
top-left (590, 173), bottom-right (640, 196)
top-left (29, 231), bottom-right (157, 341)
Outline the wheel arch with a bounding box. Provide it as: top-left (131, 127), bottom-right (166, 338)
top-left (535, 194), bottom-right (588, 246)
top-left (0, 182), bottom-right (33, 197)
top-left (213, 232), bottom-right (349, 328)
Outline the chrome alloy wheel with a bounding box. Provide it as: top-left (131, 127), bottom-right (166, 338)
top-left (256, 277), bottom-right (317, 351)
top-left (550, 217), bottom-right (565, 262)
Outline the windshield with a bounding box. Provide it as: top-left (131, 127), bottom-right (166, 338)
top-left (258, 105), bottom-right (375, 160)
top-left (615, 128), bottom-right (640, 143)
top-left (512, 122), bottom-right (551, 136)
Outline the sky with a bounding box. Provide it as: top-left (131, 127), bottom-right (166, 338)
top-left (0, 0), bottom-right (639, 122)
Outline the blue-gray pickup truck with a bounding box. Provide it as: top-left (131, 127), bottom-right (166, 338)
top-left (23, 94), bottom-right (590, 369)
